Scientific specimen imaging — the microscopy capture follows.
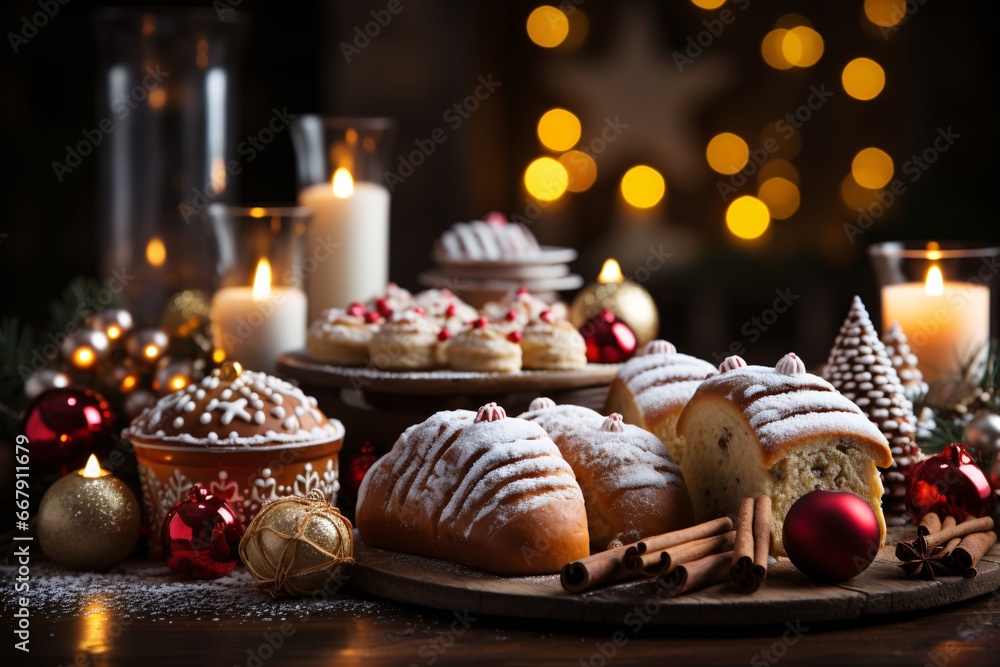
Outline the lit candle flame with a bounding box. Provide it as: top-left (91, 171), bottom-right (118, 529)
top-left (252, 258), bottom-right (272, 301)
top-left (597, 258), bottom-right (624, 284)
top-left (81, 454), bottom-right (103, 478)
top-left (925, 265), bottom-right (944, 296)
top-left (332, 168), bottom-right (354, 198)
top-left (249, 207), bottom-right (266, 218)
top-left (146, 237), bottom-right (166, 267)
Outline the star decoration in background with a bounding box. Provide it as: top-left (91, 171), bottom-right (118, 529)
top-left (543, 3), bottom-right (734, 191)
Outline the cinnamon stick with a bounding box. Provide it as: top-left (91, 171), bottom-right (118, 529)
top-left (951, 531), bottom-right (998, 578)
top-left (643, 531), bottom-right (736, 576)
top-left (918, 512), bottom-right (942, 537)
top-left (752, 496), bottom-right (772, 573)
top-left (560, 542), bottom-right (638, 594)
top-left (661, 551), bottom-right (734, 598)
top-left (730, 496), bottom-right (772, 593)
top-left (623, 517), bottom-right (733, 572)
top-left (920, 516), bottom-right (994, 551)
top-left (731, 497), bottom-right (755, 570)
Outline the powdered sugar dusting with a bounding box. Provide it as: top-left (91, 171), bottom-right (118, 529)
top-left (616, 352), bottom-right (717, 421)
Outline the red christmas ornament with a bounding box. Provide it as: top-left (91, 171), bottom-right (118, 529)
top-left (347, 441), bottom-right (380, 498)
top-left (905, 443), bottom-right (996, 523)
top-left (19, 387), bottom-right (115, 475)
top-left (782, 490), bottom-right (881, 582)
top-left (580, 309), bottom-right (637, 363)
top-left (161, 484), bottom-right (244, 579)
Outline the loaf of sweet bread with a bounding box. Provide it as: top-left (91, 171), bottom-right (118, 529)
top-left (520, 399), bottom-right (694, 549)
top-left (677, 354), bottom-right (893, 554)
top-left (604, 340), bottom-right (717, 465)
top-left (355, 403), bottom-right (590, 574)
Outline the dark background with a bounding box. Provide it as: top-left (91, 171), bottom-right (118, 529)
top-left (2, 0), bottom-right (998, 367)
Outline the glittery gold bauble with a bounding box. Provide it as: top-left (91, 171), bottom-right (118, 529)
top-left (239, 490), bottom-right (354, 597)
top-left (37, 461), bottom-right (141, 570)
top-left (162, 290), bottom-right (211, 338)
top-left (570, 279), bottom-right (659, 346)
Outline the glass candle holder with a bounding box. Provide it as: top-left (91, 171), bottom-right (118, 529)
top-left (291, 116), bottom-right (396, 321)
top-left (868, 241), bottom-right (1000, 385)
top-left (208, 205), bottom-right (311, 373)
top-left (93, 9), bottom-right (248, 326)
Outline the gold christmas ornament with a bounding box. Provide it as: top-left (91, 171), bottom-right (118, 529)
top-left (570, 258), bottom-right (659, 345)
top-left (239, 490), bottom-right (354, 598)
top-left (37, 454), bottom-right (141, 570)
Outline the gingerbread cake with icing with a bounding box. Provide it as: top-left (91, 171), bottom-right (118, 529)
top-left (676, 353), bottom-right (893, 554)
top-left (520, 399), bottom-right (694, 549)
top-left (604, 339), bottom-right (717, 465)
top-left (355, 403), bottom-right (589, 574)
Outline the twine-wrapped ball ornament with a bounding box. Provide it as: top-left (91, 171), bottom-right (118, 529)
top-left (239, 490), bottom-right (354, 597)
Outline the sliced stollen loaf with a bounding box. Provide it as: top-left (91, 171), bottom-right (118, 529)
top-left (604, 339), bottom-right (717, 466)
top-left (677, 354), bottom-right (893, 555)
top-left (356, 403), bottom-right (589, 574)
top-left (520, 398), bottom-right (694, 550)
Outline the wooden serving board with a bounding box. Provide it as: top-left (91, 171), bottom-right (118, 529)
top-left (278, 352), bottom-right (620, 396)
top-left (347, 530), bottom-right (1000, 626)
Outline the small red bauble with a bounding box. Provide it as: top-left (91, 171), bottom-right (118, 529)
top-left (347, 441), bottom-right (380, 498)
top-left (580, 309), bottom-right (637, 364)
top-left (19, 387), bottom-right (115, 475)
top-left (161, 484), bottom-right (245, 579)
top-left (905, 443), bottom-right (996, 523)
top-left (782, 490), bottom-right (881, 582)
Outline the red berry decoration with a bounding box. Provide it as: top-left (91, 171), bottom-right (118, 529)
top-left (364, 311), bottom-right (382, 324)
top-left (375, 298), bottom-right (393, 318)
top-left (19, 388), bottom-right (115, 475)
top-left (507, 331), bottom-right (523, 343)
top-left (347, 302), bottom-right (366, 317)
top-left (782, 490), bottom-right (881, 582)
top-left (437, 329), bottom-right (451, 342)
top-left (905, 443), bottom-right (996, 523)
top-left (445, 303), bottom-right (457, 317)
top-left (484, 210), bottom-right (507, 225)
top-left (505, 309), bottom-right (519, 321)
top-left (472, 317), bottom-right (488, 329)
top-left (580, 309), bottom-right (637, 364)
top-left (540, 309), bottom-right (554, 323)
top-left (161, 484), bottom-right (244, 579)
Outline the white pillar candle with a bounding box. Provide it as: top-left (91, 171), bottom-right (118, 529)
top-left (211, 259), bottom-right (307, 373)
top-left (881, 266), bottom-right (991, 385)
top-left (299, 169), bottom-right (390, 321)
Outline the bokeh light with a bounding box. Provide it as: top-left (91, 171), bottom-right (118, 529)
top-left (526, 6), bottom-right (570, 48)
top-left (620, 166), bottom-right (666, 208)
top-left (841, 173), bottom-right (881, 210)
top-left (864, 0), bottom-right (906, 27)
top-left (524, 157), bottom-right (569, 201)
top-left (690, 0), bottom-right (726, 9)
top-left (558, 150), bottom-right (597, 192)
top-left (726, 196), bottom-right (771, 240)
top-left (758, 178), bottom-right (800, 220)
top-left (761, 29), bottom-right (794, 70)
top-left (706, 133), bottom-right (750, 175)
top-left (757, 159), bottom-right (799, 186)
top-left (537, 108), bottom-right (582, 151)
top-left (852, 147), bottom-right (894, 189)
top-left (842, 57), bottom-right (886, 100)
top-left (781, 26), bottom-right (824, 67)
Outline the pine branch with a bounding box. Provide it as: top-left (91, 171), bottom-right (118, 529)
top-left (46, 276), bottom-right (120, 334)
top-left (0, 317), bottom-right (37, 413)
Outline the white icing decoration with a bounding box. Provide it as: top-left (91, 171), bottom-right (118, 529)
top-left (475, 402), bottom-right (507, 423)
top-left (601, 413), bottom-right (626, 433)
top-left (199, 413), bottom-right (212, 425)
top-left (271, 407), bottom-right (285, 419)
top-left (720, 355), bottom-right (748, 373)
top-left (528, 397), bottom-right (556, 411)
top-left (172, 417), bottom-right (184, 429)
top-left (254, 411), bottom-right (266, 425)
top-left (643, 339), bottom-right (677, 356)
top-left (776, 353), bottom-right (807, 375)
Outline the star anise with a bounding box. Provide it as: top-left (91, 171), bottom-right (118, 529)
top-left (896, 540), bottom-right (952, 580)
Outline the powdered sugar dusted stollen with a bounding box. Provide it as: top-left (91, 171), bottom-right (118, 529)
top-left (355, 408), bottom-right (589, 574)
top-left (519, 402), bottom-right (694, 550)
top-left (436, 219), bottom-right (541, 262)
top-left (604, 347), bottom-right (717, 465)
top-left (677, 363), bottom-right (892, 555)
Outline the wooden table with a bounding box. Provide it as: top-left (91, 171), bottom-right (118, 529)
top-left (11, 574), bottom-right (1000, 667)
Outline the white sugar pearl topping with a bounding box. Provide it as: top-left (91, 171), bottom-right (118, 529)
top-left (643, 339), bottom-right (677, 356)
top-left (719, 355), bottom-right (748, 373)
top-left (776, 352), bottom-right (807, 375)
top-left (528, 397), bottom-right (556, 411)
